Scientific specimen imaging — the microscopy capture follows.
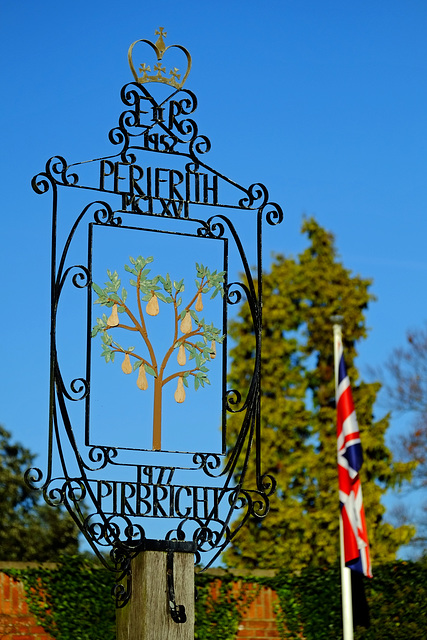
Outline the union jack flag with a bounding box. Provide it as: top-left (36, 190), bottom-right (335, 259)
top-left (337, 341), bottom-right (372, 578)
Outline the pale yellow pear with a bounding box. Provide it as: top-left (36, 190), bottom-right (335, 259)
top-left (146, 294), bottom-right (159, 316)
top-left (177, 344), bottom-right (186, 366)
top-left (107, 303), bottom-right (119, 327)
top-left (180, 311), bottom-right (192, 334)
top-left (136, 365), bottom-right (148, 390)
top-left (121, 353), bottom-right (132, 374)
top-left (174, 377), bottom-right (185, 403)
top-left (210, 340), bottom-right (216, 359)
top-left (195, 292), bottom-right (203, 312)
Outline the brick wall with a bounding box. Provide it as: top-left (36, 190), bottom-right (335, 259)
top-left (206, 569), bottom-right (281, 640)
top-left (236, 585), bottom-right (280, 639)
top-left (0, 566), bottom-right (282, 640)
top-left (0, 572), bottom-right (54, 640)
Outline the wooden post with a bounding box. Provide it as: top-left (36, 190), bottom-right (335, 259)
top-left (117, 550), bottom-right (195, 640)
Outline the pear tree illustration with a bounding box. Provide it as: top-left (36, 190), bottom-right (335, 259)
top-left (91, 256), bottom-right (225, 450)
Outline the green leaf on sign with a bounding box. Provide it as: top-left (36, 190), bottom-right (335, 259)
top-left (144, 364), bottom-right (156, 377)
top-left (156, 291), bottom-right (167, 303)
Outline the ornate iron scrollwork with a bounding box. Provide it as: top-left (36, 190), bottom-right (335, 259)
top-left (30, 29), bottom-right (283, 609)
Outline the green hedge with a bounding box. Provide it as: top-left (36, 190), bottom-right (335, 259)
top-left (5, 557), bottom-right (427, 640)
top-left (6, 556), bottom-right (115, 640)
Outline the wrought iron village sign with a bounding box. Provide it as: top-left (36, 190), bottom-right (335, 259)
top-left (28, 29), bottom-right (283, 603)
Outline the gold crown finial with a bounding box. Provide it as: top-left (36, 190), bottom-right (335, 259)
top-left (128, 29), bottom-right (191, 90)
top-left (154, 27), bottom-right (167, 54)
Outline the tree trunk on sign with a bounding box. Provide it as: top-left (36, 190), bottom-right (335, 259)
top-left (152, 377), bottom-right (163, 451)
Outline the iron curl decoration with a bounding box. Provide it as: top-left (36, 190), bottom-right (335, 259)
top-left (192, 524), bottom-right (224, 552)
top-left (165, 523), bottom-right (187, 542)
top-left (217, 487), bottom-right (271, 541)
top-left (259, 472), bottom-right (277, 497)
top-left (207, 219), bottom-right (225, 238)
top-left (31, 172), bottom-right (54, 195)
top-left (24, 466), bottom-right (45, 491)
top-left (184, 160), bottom-right (199, 174)
top-left (43, 478), bottom-right (67, 507)
top-left (71, 266), bottom-right (90, 289)
top-left (93, 203), bottom-right (120, 226)
top-left (63, 479), bottom-right (87, 505)
top-left (58, 265), bottom-right (90, 292)
top-left (121, 81), bottom-right (148, 109)
top-left (225, 388), bottom-right (245, 413)
top-left (225, 281), bottom-right (250, 306)
top-left (84, 515), bottom-right (116, 547)
top-left (113, 575), bottom-right (132, 609)
top-left (189, 134), bottom-right (211, 158)
top-left (108, 125), bottom-right (128, 151)
top-left (115, 83), bottom-right (148, 132)
top-left (46, 156), bottom-right (79, 187)
top-left (120, 96), bottom-right (143, 129)
top-left (122, 150), bottom-right (138, 165)
top-left (62, 377), bottom-right (88, 402)
top-left (247, 490), bottom-right (271, 519)
top-left (101, 518), bottom-right (126, 547)
top-left (195, 220), bottom-right (210, 238)
top-left (227, 487), bottom-right (271, 521)
top-left (121, 94), bottom-right (140, 126)
top-left (166, 89), bottom-right (199, 141)
top-left (110, 517), bottom-right (146, 548)
top-left (84, 513), bottom-right (146, 549)
top-left (174, 90), bottom-right (198, 117)
top-left (196, 218), bottom-right (225, 239)
top-left (167, 517), bottom-right (225, 555)
top-left (112, 579), bottom-right (132, 610)
top-left (84, 446), bottom-right (119, 471)
top-left (41, 478), bottom-right (87, 509)
top-left (192, 453), bottom-right (222, 477)
top-left (260, 201), bottom-right (284, 227)
top-left (228, 487), bottom-right (249, 512)
top-left (238, 182), bottom-right (269, 209)
top-left (173, 114), bottom-right (198, 141)
top-left (123, 522), bottom-right (147, 546)
top-left (111, 546), bottom-right (133, 609)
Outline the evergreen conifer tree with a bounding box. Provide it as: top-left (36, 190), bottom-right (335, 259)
top-left (0, 426), bottom-right (80, 561)
top-left (224, 218), bottom-right (415, 570)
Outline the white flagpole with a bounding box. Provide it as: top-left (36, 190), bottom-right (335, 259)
top-left (333, 322), bottom-right (354, 640)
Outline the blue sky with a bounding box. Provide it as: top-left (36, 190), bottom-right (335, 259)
top-left (1, 1), bottom-right (426, 556)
